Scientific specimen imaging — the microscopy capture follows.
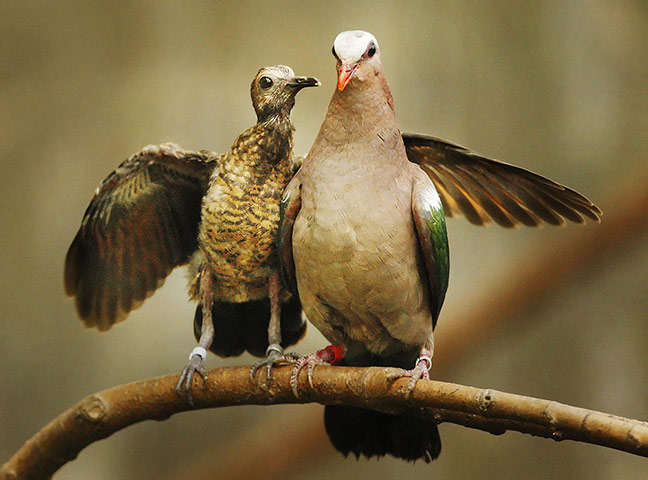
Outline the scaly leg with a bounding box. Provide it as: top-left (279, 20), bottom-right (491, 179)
top-left (250, 270), bottom-right (300, 387)
top-left (388, 334), bottom-right (435, 395)
top-left (176, 267), bottom-right (215, 404)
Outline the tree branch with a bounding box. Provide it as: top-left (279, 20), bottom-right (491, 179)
top-left (195, 174), bottom-right (648, 480)
top-left (2, 366), bottom-right (647, 480)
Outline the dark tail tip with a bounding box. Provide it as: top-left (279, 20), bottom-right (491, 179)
top-left (324, 405), bottom-right (441, 462)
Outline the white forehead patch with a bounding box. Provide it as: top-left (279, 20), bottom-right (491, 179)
top-left (262, 64), bottom-right (295, 79)
top-left (333, 30), bottom-right (378, 63)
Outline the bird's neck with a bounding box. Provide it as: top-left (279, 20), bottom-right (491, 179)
top-left (258, 105), bottom-right (295, 133)
top-left (316, 71), bottom-right (404, 159)
top-left (221, 118), bottom-right (295, 175)
top-left (259, 115), bottom-right (295, 165)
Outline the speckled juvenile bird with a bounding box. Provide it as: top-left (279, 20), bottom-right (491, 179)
top-left (281, 31), bottom-right (601, 462)
top-left (64, 66), bottom-right (319, 398)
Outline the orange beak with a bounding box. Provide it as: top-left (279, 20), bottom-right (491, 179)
top-left (337, 63), bottom-right (358, 91)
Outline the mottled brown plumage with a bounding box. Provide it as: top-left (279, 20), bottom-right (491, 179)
top-left (64, 66), bottom-right (319, 400)
top-left (197, 117), bottom-right (296, 303)
top-left (179, 66), bottom-right (319, 395)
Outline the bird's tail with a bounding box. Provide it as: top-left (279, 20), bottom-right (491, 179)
top-left (324, 353), bottom-right (441, 462)
top-left (324, 405), bottom-right (441, 462)
top-left (193, 293), bottom-right (305, 358)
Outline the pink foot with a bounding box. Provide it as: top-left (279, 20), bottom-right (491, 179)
top-left (386, 349), bottom-right (433, 394)
top-left (400, 354), bottom-right (432, 391)
top-left (290, 345), bottom-right (344, 397)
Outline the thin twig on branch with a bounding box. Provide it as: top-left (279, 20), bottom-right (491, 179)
top-left (2, 366), bottom-right (647, 480)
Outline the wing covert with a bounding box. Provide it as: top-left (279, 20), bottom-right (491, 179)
top-left (277, 173), bottom-right (302, 295)
top-left (411, 171), bottom-right (449, 328)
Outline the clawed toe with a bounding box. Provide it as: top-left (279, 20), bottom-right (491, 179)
top-left (290, 353), bottom-right (327, 398)
top-left (290, 345), bottom-right (344, 398)
top-left (250, 344), bottom-right (300, 388)
top-left (385, 368), bottom-right (409, 383)
top-left (387, 354), bottom-right (432, 396)
top-left (176, 347), bottom-right (209, 406)
top-left (403, 364), bottom-right (430, 392)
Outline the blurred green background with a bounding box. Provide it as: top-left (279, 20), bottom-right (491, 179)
top-left (2, 1), bottom-right (647, 479)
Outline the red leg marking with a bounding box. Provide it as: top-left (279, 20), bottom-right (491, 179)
top-left (290, 345), bottom-right (345, 397)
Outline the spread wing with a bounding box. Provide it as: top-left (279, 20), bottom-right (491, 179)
top-left (64, 143), bottom-right (221, 330)
top-left (403, 133), bottom-right (602, 228)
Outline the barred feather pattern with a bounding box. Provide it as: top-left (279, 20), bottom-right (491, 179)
top-left (198, 121), bottom-right (295, 302)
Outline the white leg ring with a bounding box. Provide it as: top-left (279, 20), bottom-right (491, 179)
top-left (189, 346), bottom-right (207, 361)
top-left (417, 355), bottom-right (432, 371)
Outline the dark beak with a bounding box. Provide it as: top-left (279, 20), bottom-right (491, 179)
top-left (287, 76), bottom-right (321, 89)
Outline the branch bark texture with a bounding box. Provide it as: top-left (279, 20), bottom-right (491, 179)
top-left (2, 366), bottom-right (647, 480)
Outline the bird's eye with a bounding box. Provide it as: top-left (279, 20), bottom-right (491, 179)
top-left (259, 76), bottom-right (273, 89)
top-left (331, 45), bottom-right (339, 60)
top-left (367, 44), bottom-right (376, 57)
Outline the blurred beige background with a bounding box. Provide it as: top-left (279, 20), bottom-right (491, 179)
top-left (2, 1), bottom-right (647, 479)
